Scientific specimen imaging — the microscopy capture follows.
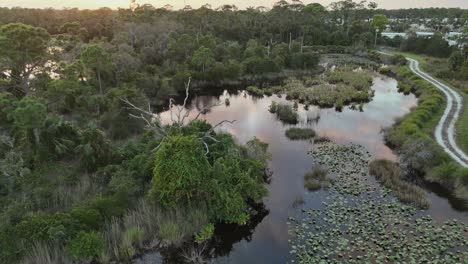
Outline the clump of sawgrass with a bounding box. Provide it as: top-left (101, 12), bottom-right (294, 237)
top-left (285, 128), bottom-right (316, 140)
top-left (269, 102), bottom-right (298, 124)
top-left (21, 242), bottom-right (73, 264)
top-left (369, 160), bottom-right (429, 209)
top-left (304, 167), bottom-right (331, 191)
top-left (100, 200), bottom-right (210, 262)
top-left (246, 86), bottom-right (264, 96)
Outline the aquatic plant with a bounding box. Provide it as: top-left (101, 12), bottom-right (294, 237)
top-left (285, 128), bottom-right (316, 140)
top-left (304, 167), bottom-right (330, 191)
top-left (269, 102), bottom-right (299, 124)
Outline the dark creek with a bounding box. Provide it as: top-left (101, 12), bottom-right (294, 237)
top-left (137, 76), bottom-right (467, 263)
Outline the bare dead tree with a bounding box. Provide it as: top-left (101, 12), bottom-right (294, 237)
top-left (121, 77), bottom-right (236, 154)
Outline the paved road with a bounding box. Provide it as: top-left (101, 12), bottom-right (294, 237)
top-left (406, 58), bottom-right (468, 167)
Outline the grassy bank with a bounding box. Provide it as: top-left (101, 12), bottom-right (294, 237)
top-left (392, 51), bottom-right (468, 153)
top-left (384, 64), bottom-right (468, 201)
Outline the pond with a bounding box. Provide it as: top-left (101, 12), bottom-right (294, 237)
top-left (137, 76), bottom-right (467, 263)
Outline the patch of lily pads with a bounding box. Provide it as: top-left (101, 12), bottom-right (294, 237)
top-left (288, 141), bottom-right (468, 263)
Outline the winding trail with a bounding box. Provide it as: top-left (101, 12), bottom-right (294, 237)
top-left (378, 51), bottom-right (468, 167)
top-left (407, 58), bottom-right (468, 167)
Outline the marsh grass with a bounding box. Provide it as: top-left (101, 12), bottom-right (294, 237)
top-left (304, 167), bottom-right (331, 191)
top-left (100, 200), bottom-right (210, 262)
top-left (269, 102), bottom-right (299, 124)
top-left (285, 128), bottom-right (316, 140)
top-left (369, 160), bottom-right (429, 208)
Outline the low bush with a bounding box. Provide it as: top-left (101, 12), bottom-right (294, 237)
top-left (285, 128), bottom-right (316, 140)
top-left (66, 231), bottom-right (104, 261)
top-left (269, 102), bottom-right (299, 124)
top-left (246, 86), bottom-right (264, 96)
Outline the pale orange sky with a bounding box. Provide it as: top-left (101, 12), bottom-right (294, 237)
top-left (1, 0), bottom-right (467, 10)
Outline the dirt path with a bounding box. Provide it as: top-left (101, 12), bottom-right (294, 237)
top-left (406, 58), bottom-right (468, 167)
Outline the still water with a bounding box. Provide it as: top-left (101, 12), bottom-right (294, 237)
top-left (137, 76), bottom-right (467, 264)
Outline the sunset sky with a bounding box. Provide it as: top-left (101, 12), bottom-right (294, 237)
top-left (1, 0), bottom-right (467, 10)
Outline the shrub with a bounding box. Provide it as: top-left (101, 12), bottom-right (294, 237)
top-left (391, 54), bottom-right (407, 66)
top-left (70, 207), bottom-right (102, 231)
top-left (88, 193), bottom-right (129, 219)
top-left (269, 102), bottom-right (299, 124)
top-left (66, 231), bottom-right (104, 260)
top-left (378, 66), bottom-right (391, 75)
top-left (285, 128), bottom-right (316, 140)
top-left (149, 125), bottom-right (269, 225)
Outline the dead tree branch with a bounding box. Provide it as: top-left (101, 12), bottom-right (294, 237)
top-left (122, 77), bottom-right (235, 154)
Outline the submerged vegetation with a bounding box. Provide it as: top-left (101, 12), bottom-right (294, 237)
top-left (285, 128), bottom-right (316, 140)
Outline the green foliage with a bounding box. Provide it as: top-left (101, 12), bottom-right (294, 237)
top-left (149, 122), bottom-right (269, 225)
top-left (75, 127), bottom-right (116, 171)
top-left (66, 231), bottom-right (104, 260)
top-left (70, 208), bottom-right (102, 231)
top-left (448, 50), bottom-right (464, 71)
top-left (391, 54), bottom-right (407, 66)
top-left (150, 135), bottom-right (211, 208)
top-left (12, 96), bottom-right (47, 131)
top-left (0, 23), bottom-right (50, 95)
top-left (0, 92), bottom-right (17, 124)
top-left (192, 46), bottom-right (215, 72)
top-left (289, 52), bottom-right (319, 70)
top-left (242, 56), bottom-right (280, 75)
top-left (194, 223), bottom-right (215, 244)
top-left (386, 66), bottom-right (445, 148)
top-left (15, 213), bottom-right (80, 243)
top-left (88, 193), bottom-right (129, 219)
top-left (371, 14), bottom-right (388, 32)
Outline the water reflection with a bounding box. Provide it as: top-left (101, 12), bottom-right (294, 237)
top-left (149, 76), bottom-right (467, 263)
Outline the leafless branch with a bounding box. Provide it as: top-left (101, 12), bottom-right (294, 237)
top-left (122, 77), bottom-right (235, 155)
